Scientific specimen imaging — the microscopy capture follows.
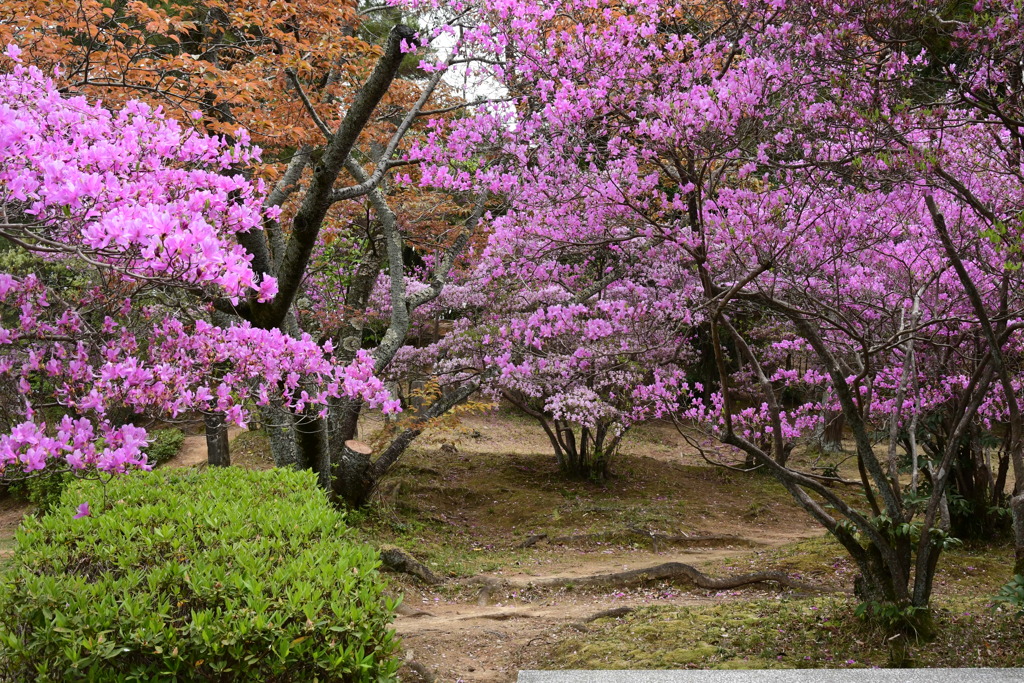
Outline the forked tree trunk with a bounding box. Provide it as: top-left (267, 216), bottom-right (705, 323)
top-left (549, 420), bottom-right (620, 481)
top-left (329, 378), bottom-right (484, 507)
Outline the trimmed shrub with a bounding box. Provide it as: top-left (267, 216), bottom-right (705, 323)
top-left (0, 467), bottom-right (399, 682)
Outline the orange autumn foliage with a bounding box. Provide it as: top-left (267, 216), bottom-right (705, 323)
top-left (0, 0), bottom-right (393, 147)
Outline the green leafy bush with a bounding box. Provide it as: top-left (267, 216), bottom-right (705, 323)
top-left (0, 467), bottom-right (400, 682)
top-left (5, 463), bottom-right (70, 513)
top-left (143, 427), bottom-right (185, 466)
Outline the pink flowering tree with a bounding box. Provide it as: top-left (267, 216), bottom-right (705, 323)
top-left (742, 0), bottom-right (1024, 581)
top-left (398, 0), bottom-right (1024, 628)
top-left (0, 56), bottom-right (396, 484)
top-left (436, 271), bottom-right (691, 479)
top-left (2, 14), bottom-right (505, 507)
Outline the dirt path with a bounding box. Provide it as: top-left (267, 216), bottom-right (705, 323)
top-left (397, 597), bottom-right (696, 682)
top-left (393, 525), bottom-right (824, 683)
top-left (0, 496), bottom-right (29, 559)
top-left (368, 410), bottom-right (834, 681)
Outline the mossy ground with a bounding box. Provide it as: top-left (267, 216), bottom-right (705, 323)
top-left (350, 440), bottom-right (814, 578)
top-left (548, 594), bottom-right (1024, 670)
top-left (543, 535), bottom-right (1021, 670)
top-left (228, 429), bottom-right (275, 470)
top-left (347, 411), bottom-right (1024, 674)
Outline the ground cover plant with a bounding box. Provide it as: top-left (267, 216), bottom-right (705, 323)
top-left (0, 467), bottom-right (398, 681)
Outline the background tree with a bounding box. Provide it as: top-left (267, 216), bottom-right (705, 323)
top-left (404, 0), bottom-right (1024, 630)
top-left (2, 0), bottom-right (504, 506)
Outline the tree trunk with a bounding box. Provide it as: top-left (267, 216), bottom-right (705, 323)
top-left (817, 409), bottom-right (845, 453)
top-left (260, 397), bottom-right (300, 468)
top-left (1012, 493), bottom-right (1024, 576)
top-left (204, 412), bottom-right (230, 467)
top-left (296, 412), bottom-right (330, 490)
top-left (553, 422), bottom-right (615, 481)
top-left (334, 440), bottom-right (375, 508)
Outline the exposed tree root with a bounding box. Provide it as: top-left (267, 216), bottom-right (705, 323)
top-left (516, 533), bottom-right (548, 548)
top-left (461, 611), bottom-right (536, 621)
top-left (395, 603), bottom-right (435, 618)
top-left (464, 561), bottom-right (830, 603)
top-left (511, 562), bottom-right (824, 592)
top-left (378, 545), bottom-right (442, 585)
top-left (580, 606), bottom-right (635, 623)
top-left (474, 578), bottom-right (498, 606)
top-left (569, 606), bottom-right (636, 632)
top-left (399, 658), bottom-right (436, 683)
top-left (378, 545), bottom-right (832, 607)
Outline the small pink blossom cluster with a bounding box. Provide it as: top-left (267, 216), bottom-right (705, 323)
top-left (58, 319), bottom-right (400, 427)
top-left (0, 418), bottom-right (149, 474)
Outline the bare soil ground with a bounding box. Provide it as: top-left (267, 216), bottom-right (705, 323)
top-left (164, 426), bottom-right (247, 469)
top-left (0, 496), bottom-right (26, 560)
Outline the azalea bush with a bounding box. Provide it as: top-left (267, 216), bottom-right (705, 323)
top-left (0, 467), bottom-right (400, 681)
top-left (0, 52), bottom-right (397, 485)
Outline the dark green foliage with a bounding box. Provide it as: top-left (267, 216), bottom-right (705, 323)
top-left (995, 575), bottom-right (1024, 617)
top-left (143, 427), bottom-right (185, 467)
top-left (6, 463), bottom-right (70, 514)
top-left (0, 467), bottom-right (400, 682)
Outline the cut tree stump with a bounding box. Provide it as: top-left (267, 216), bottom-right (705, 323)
top-left (342, 439), bottom-right (373, 460)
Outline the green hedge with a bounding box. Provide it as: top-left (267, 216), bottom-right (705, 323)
top-left (0, 467), bottom-right (399, 682)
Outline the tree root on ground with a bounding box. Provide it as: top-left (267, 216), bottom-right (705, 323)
top-left (377, 545), bottom-right (833, 607)
top-left (398, 658), bottom-right (436, 683)
top-left (378, 545), bottom-right (443, 585)
top-left (516, 533), bottom-right (548, 548)
top-left (569, 606), bottom-right (636, 631)
top-left (394, 603), bottom-right (435, 618)
top-left (580, 606), bottom-right (635, 623)
top-left (460, 611), bottom-right (537, 621)
top-left (464, 561), bottom-right (831, 604)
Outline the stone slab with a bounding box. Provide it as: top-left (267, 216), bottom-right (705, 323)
top-left (518, 670), bottom-right (1024, 683)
